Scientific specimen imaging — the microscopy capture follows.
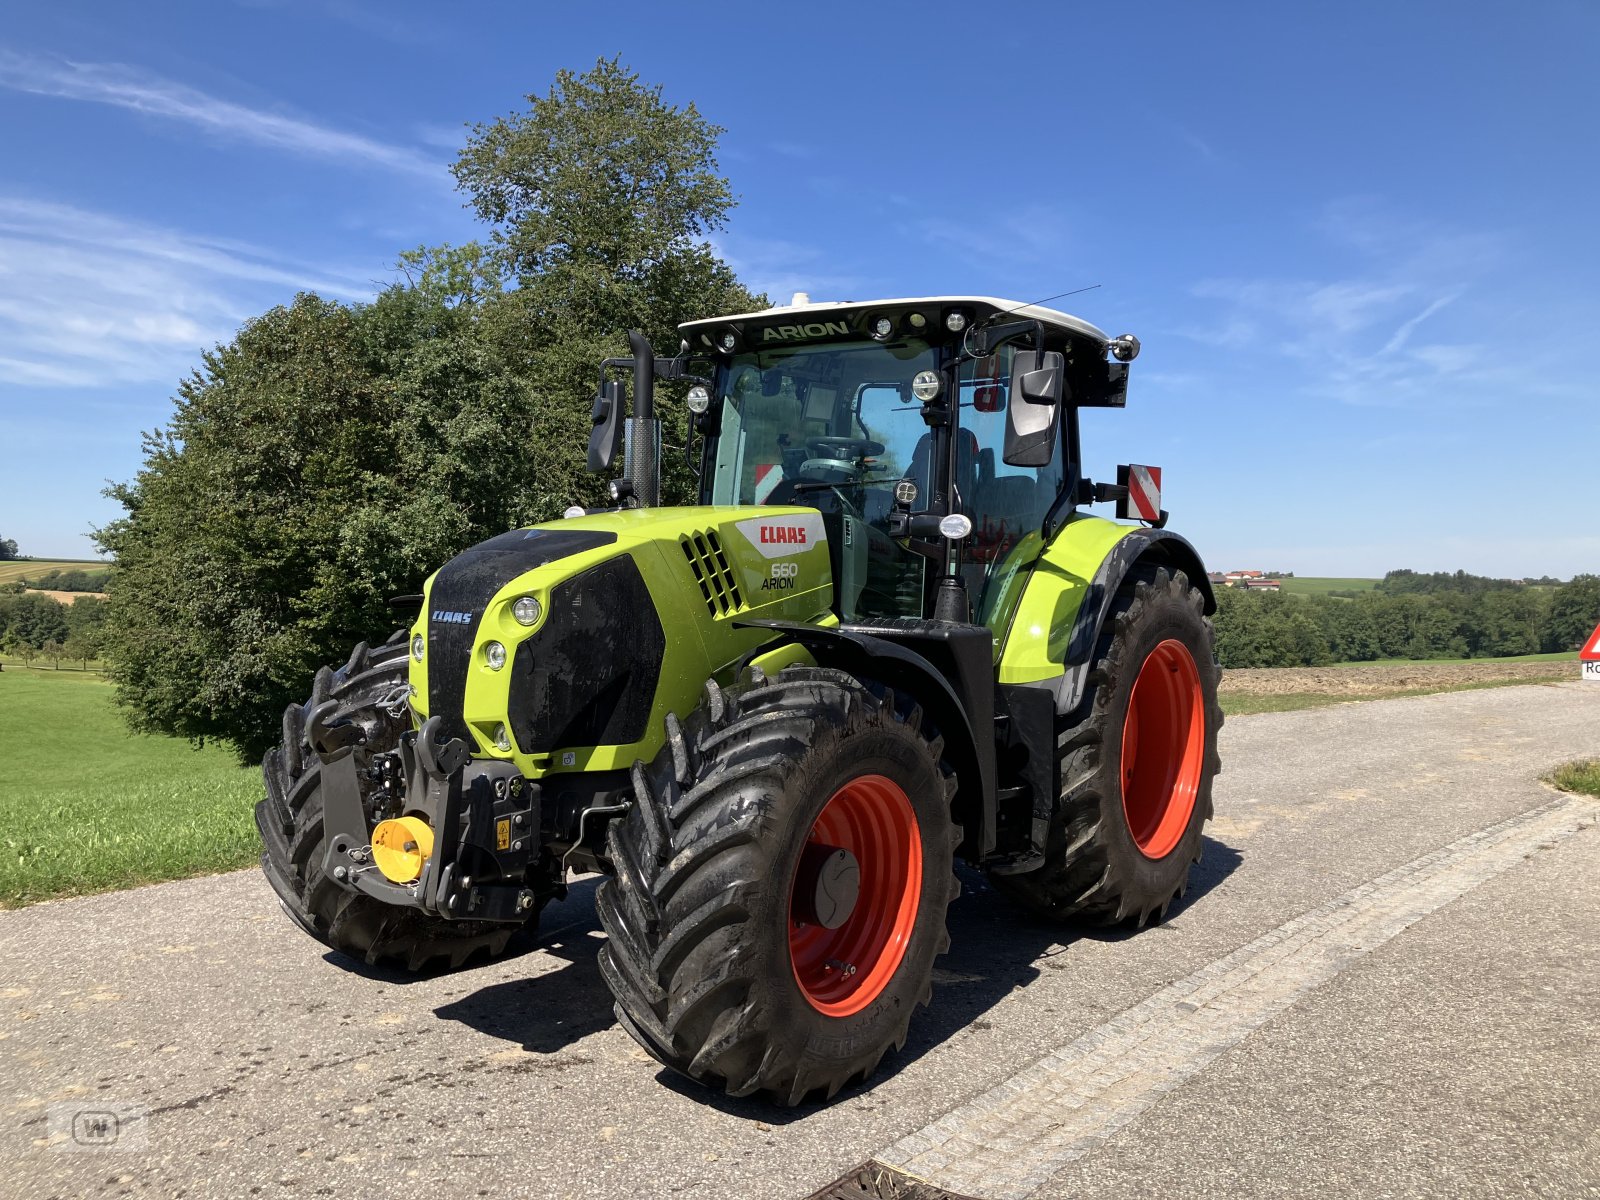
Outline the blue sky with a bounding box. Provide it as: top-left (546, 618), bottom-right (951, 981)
top-left (1, 1), bottom-right (1595, 577)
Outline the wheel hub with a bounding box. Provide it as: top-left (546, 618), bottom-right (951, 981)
top-left (793, 843), bottom-right (861, 930)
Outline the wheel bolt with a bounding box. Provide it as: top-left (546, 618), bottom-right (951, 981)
top-left (825, 959), bottom-right (857, 976)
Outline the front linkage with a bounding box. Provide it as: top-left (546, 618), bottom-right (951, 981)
top-left (309, 705), bottom-right (546, 923)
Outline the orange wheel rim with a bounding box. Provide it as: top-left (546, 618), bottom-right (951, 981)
top-left (788, 775), bottom-right (921, 1017)
top-left (1121, 638), bottom-right (1205, 859)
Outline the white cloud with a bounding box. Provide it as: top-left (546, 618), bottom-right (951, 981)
top-left (1181, 205), bottom-right (1518, 410)
top-left (0, 49), bottom-right (440, 179)
top-left (0, 196), bottom-right (382, 389)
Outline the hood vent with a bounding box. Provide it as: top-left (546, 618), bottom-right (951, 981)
top-left (681, 531), bottom-right (744, 617)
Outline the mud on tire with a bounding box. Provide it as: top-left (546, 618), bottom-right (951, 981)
top-left (595, 665), bottom-right (961, 1105)
top-left (988, 565), bottom-right (1223, 926)
top-left (255, 634), bottom-right (524, 972)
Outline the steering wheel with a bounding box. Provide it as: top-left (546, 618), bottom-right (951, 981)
top-left (800, 435), bottom-right (886, 477)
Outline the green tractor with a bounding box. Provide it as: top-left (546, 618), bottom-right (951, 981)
top-left (257, 296), bottom-right (1223, 1104)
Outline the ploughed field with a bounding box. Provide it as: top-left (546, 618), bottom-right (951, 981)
top-left (1221, 658), bottom-right (1577, 698)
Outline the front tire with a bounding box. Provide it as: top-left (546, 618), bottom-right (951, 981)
top-left (255, 635), bottom-right (527, 971)
top-left (595, 666), bottom-right (960, 1105)
top-left (989, 565), bottom-right (1223, 926)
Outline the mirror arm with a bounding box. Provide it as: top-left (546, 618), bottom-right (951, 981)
top-left (968, 318), bottom-right (1042, 358)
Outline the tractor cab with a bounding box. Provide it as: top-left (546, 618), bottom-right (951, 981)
top-left (676, 297), bottom-right (1137, 632)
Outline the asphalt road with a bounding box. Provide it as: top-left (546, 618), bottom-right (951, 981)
top-left (3, 682), bottom-right (1598, 1200)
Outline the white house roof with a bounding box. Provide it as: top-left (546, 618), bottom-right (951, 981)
top-left (679, 296), bottom-right (1112, 345)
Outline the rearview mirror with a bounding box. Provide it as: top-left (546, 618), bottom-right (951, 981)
top-left (1003, 350), bottom-right (1064, 466)
top-left (587, 379), bottom-right (624, 472)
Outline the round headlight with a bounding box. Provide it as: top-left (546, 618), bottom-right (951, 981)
top-left (411, 634), bottom-right (424, 662)
top-left (893, 478), bottom-right (919, 506)
top-left (493, 723), bottom-right (512, 751)
top-left (911, 370), bottom-right (941, 402)
top-left (485, 640), bottom-right (507, 671)
top-left (944, 310), bottom-right (969, 333)
top-left (718, 331), bottom-right (737, 353)
top-left (686, 385), bottom-right (711, 414)
top-left (939, 513), bottom-right (974, 540)
top-left (512, 596), bottom-right (541, 626)
top-left (869, 315), bottom-right (894, 340)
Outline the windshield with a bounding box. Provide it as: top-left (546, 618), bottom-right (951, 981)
top-left (702, 334), bottom-right (1067, 628)
top-left (705, 337), bottom-right (937, 619)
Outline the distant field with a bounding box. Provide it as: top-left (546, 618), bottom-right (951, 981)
top-left (1277, 577), bottom-right (1378, 596)
top-left (0, 667), bottom-right (259, 908)
top-left (0, 558), bottom-right (112, 587)
top-left (1330, 651), bottom-right (1577, 668)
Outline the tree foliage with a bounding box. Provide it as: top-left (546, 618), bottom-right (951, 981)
top-left (0, 536), bottom-right (19, 560)
top-left (1213, 574), bottom-right (1600, 668)
top-left (97, 59), bottom-right (761, 760)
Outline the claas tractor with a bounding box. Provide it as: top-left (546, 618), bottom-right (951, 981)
top-left (257, 295), bottom-right (1223, 1105)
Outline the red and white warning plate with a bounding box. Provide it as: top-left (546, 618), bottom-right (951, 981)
top-left (1582, 620), bottom-right (1600, 681)
top-left (1117, 464), bottom-right (1162, 523)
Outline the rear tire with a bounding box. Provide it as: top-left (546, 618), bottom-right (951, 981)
top-left (255, 635), bottom-right (526, 972)
top-left (595, 666), bottom-right (960, 1105)
top-left (988, 565), bottom-right (1223, 926)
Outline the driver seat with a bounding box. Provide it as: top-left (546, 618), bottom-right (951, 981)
top-left (908, 430), bottom-right (980, 510)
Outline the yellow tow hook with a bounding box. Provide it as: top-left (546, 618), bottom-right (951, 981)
top-left (371, 816), bottom-right (435, 884)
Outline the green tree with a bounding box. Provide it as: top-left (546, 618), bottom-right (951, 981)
top-left (1545, 575), bottom-right (1600, 651)
top-left (0, 536), bottom-right (18, 560)
top-left (453, 56), bottom-right (761, 513)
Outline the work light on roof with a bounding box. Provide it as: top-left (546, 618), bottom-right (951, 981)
top-left (1110, 333), bottom-right (1141, 362)
top-left (869, 315), bottom-right (894, 340)
top-left (718, 331), bottom-right (737, 353)
top-left (943, 310), bottom-right (969, 333)
top-left (686, 385), bottom-right (711, 414)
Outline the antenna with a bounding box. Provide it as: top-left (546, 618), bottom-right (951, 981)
top-left (990, 284), bottom-right (1101, 322)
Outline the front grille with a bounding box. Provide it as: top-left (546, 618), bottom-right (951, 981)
top-left (681, 530), bottom-right (744, 617)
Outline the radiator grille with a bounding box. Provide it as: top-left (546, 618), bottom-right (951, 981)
top-left (681, 530), bottom-right (744, 617)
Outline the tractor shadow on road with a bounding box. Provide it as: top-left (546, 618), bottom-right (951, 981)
top-left (431, 875), bottom-right (618, 1054)
top-left (427, 837), bottom-right (1242, 1123)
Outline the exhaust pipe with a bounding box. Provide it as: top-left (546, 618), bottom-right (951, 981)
top-left (624, 330), bottom-right (661, 508)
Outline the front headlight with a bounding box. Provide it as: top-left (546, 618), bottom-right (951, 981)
top-left (411, 633), bottom-right (425, 661)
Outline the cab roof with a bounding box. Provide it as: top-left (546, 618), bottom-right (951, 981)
top-left (678, 296), bottom-right (1111, 346)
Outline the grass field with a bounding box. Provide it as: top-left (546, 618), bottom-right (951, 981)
top-left (0, 667), bottom-right (260, 908)
top-left (0, 558), bottom-right (113, 587)
top-left (1277, 576), bottom-right (1378, 596)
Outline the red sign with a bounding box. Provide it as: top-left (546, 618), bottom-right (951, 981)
top-left (1581, 621), bottom-right (1600, 662)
